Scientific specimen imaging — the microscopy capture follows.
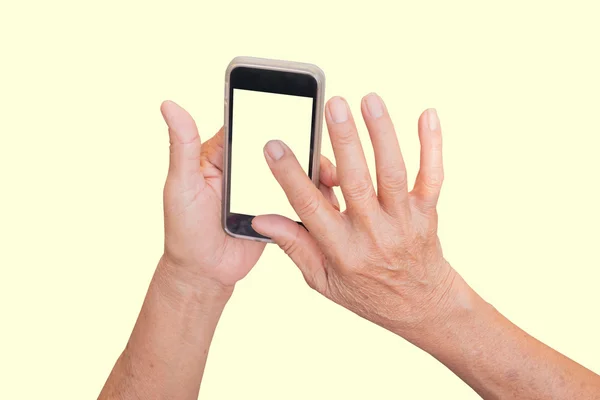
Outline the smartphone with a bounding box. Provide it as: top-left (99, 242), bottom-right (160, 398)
top-left (222, 56), bottom-right (326, 242)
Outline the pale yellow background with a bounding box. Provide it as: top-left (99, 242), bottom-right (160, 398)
top-left (1, 1), bottom-right (599, 399)
top-left (230, 89), bottom-right (312, 219)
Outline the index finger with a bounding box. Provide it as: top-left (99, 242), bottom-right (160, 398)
top-left (200, 126), bottom-right (225, 170)
top-left (262, 139), bottom-right (342, 243)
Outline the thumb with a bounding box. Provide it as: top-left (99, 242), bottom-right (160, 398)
top-left (160, 100), bottom-right (203, 188)
top-left (252, 214), bottom-right (328, 292)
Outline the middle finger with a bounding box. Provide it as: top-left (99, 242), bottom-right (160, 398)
top-left (325, 97), bottom-right (378, 213)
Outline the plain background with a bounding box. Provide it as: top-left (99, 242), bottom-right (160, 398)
top-left (1, 1), bottom-right (599, 399)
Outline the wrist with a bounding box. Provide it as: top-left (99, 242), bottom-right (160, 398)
top-left (398, 268), bottom-right (490, 352)
top-left (155, 256), bottom-right (234, 314)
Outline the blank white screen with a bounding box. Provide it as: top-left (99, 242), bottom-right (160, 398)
top-left (230, 89), bottom-right (313, 220)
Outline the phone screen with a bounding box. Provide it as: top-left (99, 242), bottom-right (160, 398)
top-left (230, 89), bottom-right (313, 220)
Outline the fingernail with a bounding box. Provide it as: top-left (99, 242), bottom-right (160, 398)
top-left (162, 101), bottom-right (183, 130)
top-left (328, 97), bottom-right (348, 123)
top-left (265, 140), bottom-right (285, 161)
top-left (427, 108), bottom-right (439, 131)
top-left (364, 93), bottom-right (384, 119)
top-left (161, 101), bottom-right (196, 142)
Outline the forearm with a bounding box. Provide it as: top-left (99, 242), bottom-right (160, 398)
top-left (411, 275), bottom-right (600, 399)
top-left (99, 258), bottom-right (232, 400)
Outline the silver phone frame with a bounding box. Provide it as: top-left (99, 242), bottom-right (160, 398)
top-left (221, 56), bottom-right (326, 243)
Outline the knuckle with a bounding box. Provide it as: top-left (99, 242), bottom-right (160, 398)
top-left (279, 238), bottom-right (295, 255)
top-left (278, 225), bottom-right (304, 261)
top-left (345, 179), bottom-right (375, 202)
top-left (279, 236), bottom-right (299, 259)
top-left (182, 135), bottom-right (202, 154)
top-left (422, 171), bottom-right (444, 191)
top-left (334, 126), bottom-right (358, 146)
top-left (292, 190), bottom-right (321, 219)
top-left (279, 230), bottom-right (323, 292)
top-left (378, 167), bottom-right (408, 194)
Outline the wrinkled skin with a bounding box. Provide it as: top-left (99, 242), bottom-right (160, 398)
top-left (252, 94), bottom-right (458, 337)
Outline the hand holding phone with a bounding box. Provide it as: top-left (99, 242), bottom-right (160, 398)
top-left (222, 57), bottom-right (326, 242)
